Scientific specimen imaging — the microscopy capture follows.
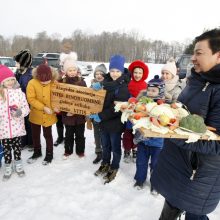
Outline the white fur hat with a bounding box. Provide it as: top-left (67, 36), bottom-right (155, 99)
top-left (161, 57), bottom-right (177, 76)
top-left (61, 52), bottom-right (78, 73)
top-left (60, 51), bottom-right (77, 66)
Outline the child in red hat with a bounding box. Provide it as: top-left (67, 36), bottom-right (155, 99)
top-left (122, 60), bottom-right (149, 163)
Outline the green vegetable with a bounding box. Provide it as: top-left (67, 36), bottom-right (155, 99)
top-left (138, 96), bottom-right (154, 104)
top-left (179, 114), bottom-right (207, 133)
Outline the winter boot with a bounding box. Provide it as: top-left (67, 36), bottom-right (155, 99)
top-left (3, 163), bottom-right (12, 181)
top-left (54, 137), bottom-right (64, 147)
top-left (132, 149), bottom-right (137, 163)
top-left (42, 152), bottom-right (53, 165)
top-left (94, 163), bottom-right (110, 176)
top-left (150, 185), bottom-right (159, 196)
top-left (159, 200), bottom-right (183, 220)
top-left (123, 150), bottom-right (131, 163)
top-left (134, 181), bottom-right (144, 190)
top-left (103, 169), bottom-right (118, 184)
top-left (14, 160), bottom-right (25, 177)
top-left (93, 152), bottom-right (102, 164)
top-left (27, 149), bottom-right (42, 164)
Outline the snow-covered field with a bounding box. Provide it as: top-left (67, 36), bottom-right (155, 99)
top-left (0, 63), bottom-right (219, 220)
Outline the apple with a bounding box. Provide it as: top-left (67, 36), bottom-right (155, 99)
top-left (128, 97), bottom-right (138, 104)
top-left (157, 99), bottom-right (165, 105)
top-left (158, 114), bottom-right (170, 126)
top-left (135, 103), bottom-right (146, 112)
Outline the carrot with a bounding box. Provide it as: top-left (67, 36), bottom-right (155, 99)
top-left (206, 126), bottom-right (216, 131)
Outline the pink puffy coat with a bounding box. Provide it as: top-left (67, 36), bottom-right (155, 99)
top-left (0, 88), bottom-right (30, 139)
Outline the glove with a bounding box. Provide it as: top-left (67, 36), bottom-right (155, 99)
top-left (91, 82), bottom-right (102, 91)
top-left (9, 105), bottom-right (22, 117)
top-left (133, 130), bottom-right (147, 145)
top-left (11, 108), bottom-right (22, 117)
top-left (89, 114), bottom-right (101, 123)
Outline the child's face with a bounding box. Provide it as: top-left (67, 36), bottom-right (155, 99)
top-left (133, 67), bottom-right (143, 81)
top-left (161, 71), bottom-right (173, 80)
top-left (15, 62), bottom-right (20, 69)
top-left (95, 71), bottom-right (104, 82)
top-left (66, 67), bottom-right (78, 77)
top-left (110, 69), bottom-right (122, 81)
top-left (147, 87), bottom-right (159, 98)
top-left (3, 78), bottom-right (16, 89)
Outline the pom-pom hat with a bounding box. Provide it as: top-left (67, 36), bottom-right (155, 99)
top-left (109, 55), bottom-right (125, 73)
top-left (0, 65), bottom-right (15, 85)
top-left (14, 49), bottom-right (32, 68)
top-left (161, 58), bottom-right (177, 77)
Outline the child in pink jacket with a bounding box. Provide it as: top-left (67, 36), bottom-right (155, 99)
top-left (0, 65), bottom-right (30, 181)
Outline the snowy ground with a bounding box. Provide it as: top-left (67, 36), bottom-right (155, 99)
top-left (0, 64), bottom-right (219, 220)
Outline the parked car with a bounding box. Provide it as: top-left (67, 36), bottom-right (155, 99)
top-left (77, 61), bottom-right (93, 76)
top-left (32, 57), bottom-right (60, 70)
top-left (176, 54), bottom-right (192, 79)
top-left (0, 56), bottom-right (17, 73)
top-left (36, 52), bottom-right (60, 59)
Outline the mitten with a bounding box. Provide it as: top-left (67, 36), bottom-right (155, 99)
top-left (133, 130), bottom-right (147, 145)
top-left (91, 82), bottom-right (102, 91)
top-left (89, 114), bottom-right (101, 123)
top-left (13, 108), bottom-right (22, 117)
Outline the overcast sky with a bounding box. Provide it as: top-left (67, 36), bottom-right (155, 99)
top-left (1, 0), bottom-right (219, 42)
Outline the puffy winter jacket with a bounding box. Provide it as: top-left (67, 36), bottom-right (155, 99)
top-left (151, 65), bottom-right (220, 215)
top-left (98, 72), bottom-right (130, 133)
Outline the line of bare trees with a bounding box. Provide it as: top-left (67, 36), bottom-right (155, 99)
top-left (0, 29), bottom-right (192, 63)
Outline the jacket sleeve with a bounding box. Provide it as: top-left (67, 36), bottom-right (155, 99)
top-left (26, 81), bottom-right (45, 110)
top-left (170, 138), bottom-right (220, 155)
top-left (19, 89), bottom-right (30, 117)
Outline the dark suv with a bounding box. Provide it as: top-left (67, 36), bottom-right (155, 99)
top-left (176, 54), bottom-right (192, 79)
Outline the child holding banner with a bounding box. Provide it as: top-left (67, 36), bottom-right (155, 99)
top-left (26, 64), bottom-right (58, 165)
top-left (61, 55), bottom-right (87, 159)
top-left (90, 64), bottom-right (107, 164)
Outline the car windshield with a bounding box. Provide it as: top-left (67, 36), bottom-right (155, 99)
top-left (0, 57), bottom-right (16, 67)
top-left (32, 57), bottom-right (45, 67)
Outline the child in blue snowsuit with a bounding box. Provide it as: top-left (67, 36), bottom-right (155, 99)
top-left (133, 75), bottom-right (165, 194)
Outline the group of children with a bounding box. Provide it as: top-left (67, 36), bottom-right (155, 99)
top-left (0, 50), bottom-right (183, 188)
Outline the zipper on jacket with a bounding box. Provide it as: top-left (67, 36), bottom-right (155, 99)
top-left (190, 169), bottom-right (197, 180)
top-left (202, 82), bottom-right (210, 91)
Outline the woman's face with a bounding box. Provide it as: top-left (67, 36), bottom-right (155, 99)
top-left (110, 69), bottom-right (122, 81)
top-left (192, 39), bottom-right (220, 73)
top-left (66, 67), bottom-right (78, 77)
top-left (161, 71), bottom-right (173, 80)
top-left (3, 78), bottom-right (16, 89)
top-left (133, 68), bottom-right (144, 81)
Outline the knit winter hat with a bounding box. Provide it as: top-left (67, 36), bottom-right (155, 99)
top-left (61, 52), bottom-right (78, 73)
top-left (161, 58), bottom-right (177, 77)
top-left (109, 55), bottom-right (125, 73)
top-left (36, 64), bottom-right (52, 82)
top-left (0, 65), bottom-right (15, 85)
top-left (148, 75), bottom-right (165, 98)
top-left (128, 60), bottom-right (149, 81)
top-left (60, 51), bottom-right (77, 66)
top-left (94, 64), bottom-right (107, 77)
top-left (14, 49), bottom-right (32, 68)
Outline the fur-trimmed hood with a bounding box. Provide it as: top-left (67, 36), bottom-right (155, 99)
top-left (32, 66), bottom-right (59, 81)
